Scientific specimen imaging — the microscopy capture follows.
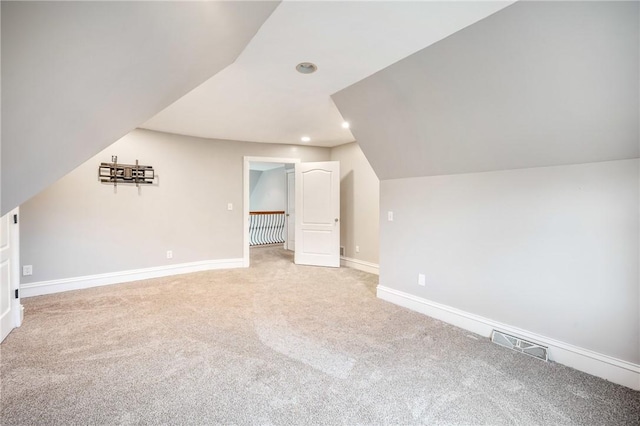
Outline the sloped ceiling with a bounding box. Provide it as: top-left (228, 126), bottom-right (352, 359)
top-left (1, 1), bottom-right (279, 215)
top-left (142, 1), bottom-right (513, 147)
top-left (332, 1), bottom-right (639, 181)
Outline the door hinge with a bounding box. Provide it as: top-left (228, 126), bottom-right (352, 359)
top-left (13, 214), bottom-right (18, 224)
top-left (14, 289), bottom-right (19, 299)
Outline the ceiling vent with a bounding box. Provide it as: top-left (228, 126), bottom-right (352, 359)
top-left (491, 330), bottom-right (548, 362)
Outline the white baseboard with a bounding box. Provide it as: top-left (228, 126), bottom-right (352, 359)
top-left (340, 256), bottom-right (379, 275)
top-left (377, 285), bottom-right (640, 391)
top-left (21, 258), bottom-right (244, 298)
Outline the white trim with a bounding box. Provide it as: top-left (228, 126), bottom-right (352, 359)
top-left (10, 208), bottom-right (22, 328)
top-left (377, 285), bottom-right (640, 391)
top-left (340, 256), bottom-right (379, 275)
top-left (21, 258), bottom-right (244, 298)
top-left (243, 156), bottom-right (300, 268)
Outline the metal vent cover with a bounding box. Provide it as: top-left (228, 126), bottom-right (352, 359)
top-left (491, 330), bottom-right (548, 362)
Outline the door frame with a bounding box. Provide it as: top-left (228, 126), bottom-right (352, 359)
top-left (11, 209), bottom-right (22, 329)
top-left (243, 156), bottom-right (300, 267)
top-left (1, 208), bottom-right (22, 343)
top-left (285, 168), bottom-right (295, 251)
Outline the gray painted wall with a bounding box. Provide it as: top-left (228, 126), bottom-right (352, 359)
top-left (250, 167), bottom-right (286, 212)
top-left (331, 143), bottom-right (379, 264)
top-left (249, 170), bottom-right (263, 198)
top-left (333, 1), bottom-right (639, 180)
top-left (20, 129), bottom-right (329, 283)
top-left (1, 1), bottom-right (279, 215)
top-left (331, 1), bottom-right (639, 365)
top-left (380, 159), bottom-right (639, 364)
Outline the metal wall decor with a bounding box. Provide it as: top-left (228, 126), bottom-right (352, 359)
top-left (99, 156), bottom-right (155, 187)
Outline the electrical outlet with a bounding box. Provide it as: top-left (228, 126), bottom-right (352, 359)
top-left (22, 265), bottom-right (33, 276)
top-left (166, 250), bottom-right (173, 259)
top-left (418, 273), bottom-right (426, 287)
top-left (355, 245), bottom-right (360, 253)
top-left (387, 211), bottom-right (394, 221)
top-left (227, 203), bottom-right (233, 211)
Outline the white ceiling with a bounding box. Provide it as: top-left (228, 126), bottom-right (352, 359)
top-left (142, 1), bottom-right (514, 148)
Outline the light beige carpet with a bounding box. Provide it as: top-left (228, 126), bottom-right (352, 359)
top-left (1, 246), bottom-right (638, 425)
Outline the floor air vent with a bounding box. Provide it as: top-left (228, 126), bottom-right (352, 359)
top-left (491, 330), bottom-right (548, 362)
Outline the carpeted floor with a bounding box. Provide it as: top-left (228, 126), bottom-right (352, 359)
top-left (1, 246), bottom-right (638, 425)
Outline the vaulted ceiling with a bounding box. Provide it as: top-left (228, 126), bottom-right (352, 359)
top-left (9, 1), bottom-right (629, 216)
top-left (2, 0), bottom-right (514, 215)
top-left (1, 1), bottom-right (279, 214)
top-left (332, 1), bottom-right (639, 180)
top-left (142, 1), bottom-right (512, 147)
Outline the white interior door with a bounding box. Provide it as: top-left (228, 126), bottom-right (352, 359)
top-left (1, 208), bottom-right (21, 342)
top-left (286, 169), bottom-right (295, 251)
top-left (295, 161), bottom-right (340, 267)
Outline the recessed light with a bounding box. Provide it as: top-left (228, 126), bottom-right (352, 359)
top-left (296, 62), bottom-right (317, 74)
top-left (301, 136), bottom-right (311, 142)
top-left (342, 121), bottom-right (350, 129)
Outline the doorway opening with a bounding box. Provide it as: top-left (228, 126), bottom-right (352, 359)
top-left (243, 156), bottom-right (341, 269)
top-left (243, 157), bottom-right (299, 267)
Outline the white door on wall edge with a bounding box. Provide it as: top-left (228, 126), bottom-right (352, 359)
top-left (295, 161), bottom-right (340, 267)
top-left (1, 208), bottom-right (21, 343)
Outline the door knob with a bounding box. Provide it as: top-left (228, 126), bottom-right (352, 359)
top-left (335, 218), bottom-right (339, 223)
